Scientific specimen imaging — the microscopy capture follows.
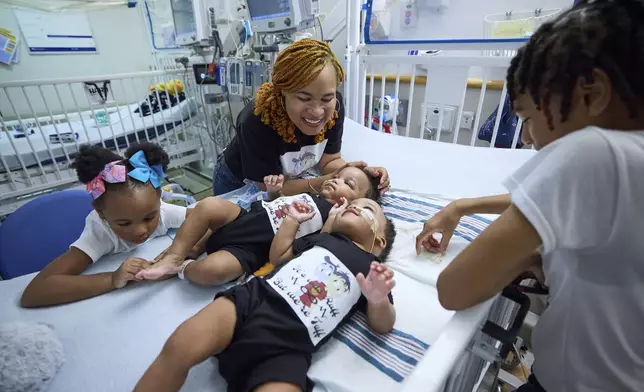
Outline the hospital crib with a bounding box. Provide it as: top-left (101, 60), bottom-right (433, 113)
top-left (358, 56), bottom-right (531, 391)
top-left (341, 3), bottom-right (533, 386)
top-left (0, 66), bottom-right (229, 217)
top-left (358, 55), bottom-right (531, 392)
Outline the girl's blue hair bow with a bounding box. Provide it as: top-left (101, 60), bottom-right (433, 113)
top-left (127, 150), bottom-right (167, 188)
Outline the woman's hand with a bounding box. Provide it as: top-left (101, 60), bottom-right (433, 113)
top-left (329, 161), bottom-right (367, 177)
top-left (112, 257), bottom-right (152, 289)
top-left (287, 200), bottom-right (316, 223)
top-left (364, 166), bottom-right (390, 194)
top-left (415, 202), bottom-right (463, 255)
top-left (357, 262), bottom-right (396, 304)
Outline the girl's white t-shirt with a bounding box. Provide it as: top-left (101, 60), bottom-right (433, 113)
top-left (70, 201), bottom-right (186, 262)
top-left (504, 127), bottom-right (644, 392)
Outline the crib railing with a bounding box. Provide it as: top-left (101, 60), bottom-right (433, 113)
top-left (350, 53), bottom-right (524, 150)
top-left (0, 69), bottom-right (226, 216)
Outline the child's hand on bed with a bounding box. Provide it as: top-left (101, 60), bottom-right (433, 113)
top-left (287, 201), bottom-right (316, 223)
top-left (415, 204), bottom-right (462, 255)
top-left (112, 257), bottom-right (152, 289)
top-left (357, 262), bottom-right (396, 304)
top-left (264, 174), bottom-right (284, 194)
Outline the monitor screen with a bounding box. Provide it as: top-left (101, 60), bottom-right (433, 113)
top-left (171, 0), bottom-right (196, 36)
top-left (247, 0), bottom-right (290, 21)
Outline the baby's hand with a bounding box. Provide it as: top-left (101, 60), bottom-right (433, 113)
top-left (357, 262), bottom-right (396, 304)
top-left (264, 174), bottom-right (284, 194)
top-left (112, 257), bottom-right (152, 289)
top-left (287, 200), bottom-right (316, 223)
top-left (329, 197), bottom-right (348, 216)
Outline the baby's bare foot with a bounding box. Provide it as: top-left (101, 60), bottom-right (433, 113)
top-left (136, 265), bottom-right (182, 280)
top-left (136, 255), bottom-right (184, 280)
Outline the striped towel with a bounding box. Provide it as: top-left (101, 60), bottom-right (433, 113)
top-left (334, 312), bottom-right (429, 382)
top-left (308, 190), bottom-right (496, 391)
top-left (381, 190), bottom-right (493, 242)
top-left (310, 273), bottom-right (452, 392)
top-left (380, 190), bottom-right (496, 287)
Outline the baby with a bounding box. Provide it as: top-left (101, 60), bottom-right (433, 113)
top-left (138, 166), bottom-right (380, 285)
top-left (134, 198), bottom-right (397, 392)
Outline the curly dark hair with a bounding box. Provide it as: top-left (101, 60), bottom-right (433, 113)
top-left (506, 0), bottom-right (644, 130)
top-left (364, 170), bottom-right (381, 202)
top-left (72, 142), bottom-right (169, 204)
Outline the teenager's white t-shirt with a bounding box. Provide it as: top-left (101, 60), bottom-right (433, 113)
top-left (70, 201), bottom-right (186, 262)
top-left (504, 127), bottom-right (644, 392)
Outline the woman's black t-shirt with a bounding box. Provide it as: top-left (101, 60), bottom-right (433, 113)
top-left (223, 92), bottom-right (345, 182)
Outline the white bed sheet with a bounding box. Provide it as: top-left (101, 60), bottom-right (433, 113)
top-left (0, 236), bottom-right (229, 392)
top-left (340, 118), bottom-right (536, 199)
top-left (0, 118), bottom-right (537, 392)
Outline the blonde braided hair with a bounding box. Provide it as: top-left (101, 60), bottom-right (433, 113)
top-left (254, 38), bottom-right (345, 144)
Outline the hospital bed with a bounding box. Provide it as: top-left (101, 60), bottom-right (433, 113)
top-left (0, 118), bottom-right (536, 392)
top-left (318, 121), bottom-right (536, 392)
top-left (1, 4), bottom-right (538, 385)
top-left (0, 68), bottom-right (223, 217)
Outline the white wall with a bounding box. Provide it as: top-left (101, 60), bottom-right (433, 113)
top-left (387, 0), bottom-right (574, 41)
top-left (0, 5), bottom-right (154, 82)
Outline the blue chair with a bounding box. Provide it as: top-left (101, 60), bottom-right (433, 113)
top-left (0, 189), bottom-right (93, 279)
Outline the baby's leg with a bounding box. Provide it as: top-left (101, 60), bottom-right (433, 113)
top-left (169, 197), bottom-right (241, 258)
top-left (139, 198), bottom-right (241, 279)
top-left (134, 297), bottom-right (236, 392)
top-left (183, 250), bottom-right (245, 286)
top-left (244, 352), bottom-right (310, 392)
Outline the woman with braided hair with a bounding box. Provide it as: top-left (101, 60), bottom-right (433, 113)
top-left (213, 38), bottom-right (389, 196)
top-left (421, 1), bottom-right (644, 391)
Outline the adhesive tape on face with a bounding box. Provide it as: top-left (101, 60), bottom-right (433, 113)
top-left (360, 209), bottom-right (376, 222)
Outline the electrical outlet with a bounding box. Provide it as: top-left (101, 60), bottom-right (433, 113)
top-left (426, 104), bottom-right (456, 132)
top-left (460, 111), bottom-right (474, 130)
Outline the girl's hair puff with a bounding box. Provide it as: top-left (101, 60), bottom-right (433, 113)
top-left (72, 142), bottom-right (169, 204)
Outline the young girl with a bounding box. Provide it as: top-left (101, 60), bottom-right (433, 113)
top-left (20, 142), bottom-right (192, 308)
top-left (212, 38), bottom-right (389, 196)
top-left (435, 1), bottom-right (644, 391)
top-left (134, 198), bottom-right (397, 392)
